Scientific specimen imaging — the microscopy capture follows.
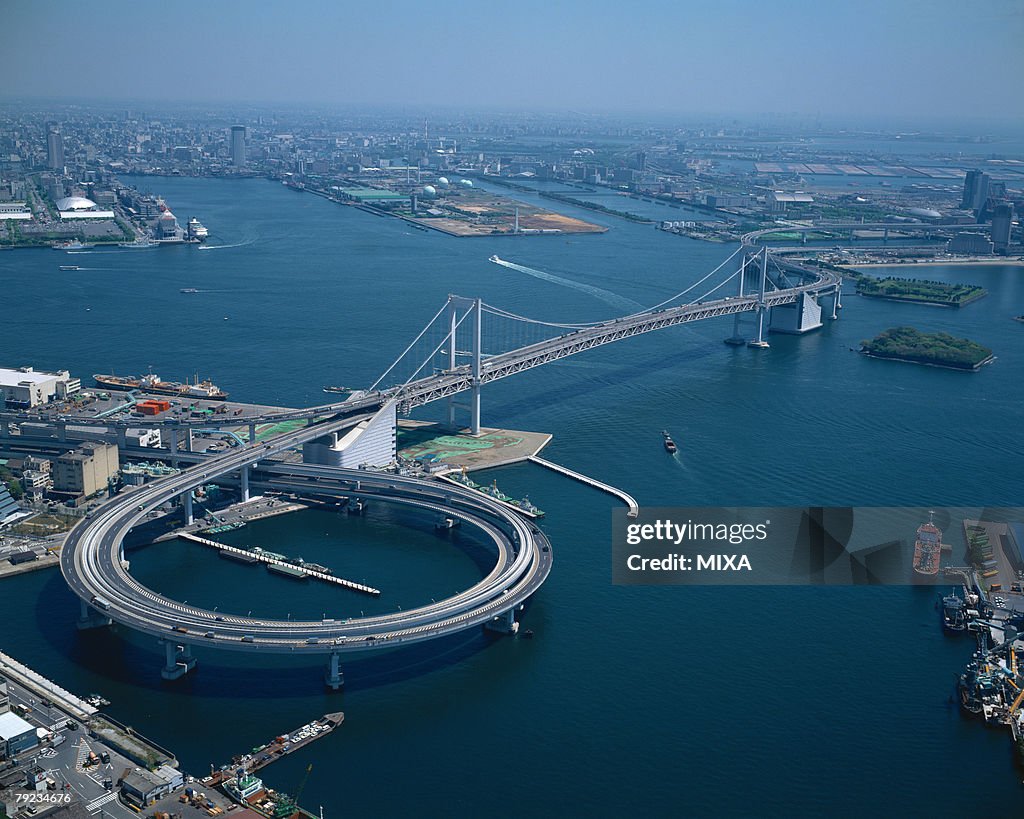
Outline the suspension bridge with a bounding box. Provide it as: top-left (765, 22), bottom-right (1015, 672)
top-left (49, 243), bottom-right (841, 686)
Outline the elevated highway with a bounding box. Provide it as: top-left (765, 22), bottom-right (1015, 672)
top-left (62, 415), bottom-right (551, 686)
top-left (52, 243), bottom-right (840, 686)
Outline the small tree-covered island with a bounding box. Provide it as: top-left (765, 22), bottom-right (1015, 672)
top-left (860, 326), bottom-right (994, 371)
top-left (855, 276), bottom-right (987, 306)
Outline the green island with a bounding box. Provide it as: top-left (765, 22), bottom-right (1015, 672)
top-left (860, 326), bottom-right (993, 371)
top-left (855, 275), bottom-right (986, 306)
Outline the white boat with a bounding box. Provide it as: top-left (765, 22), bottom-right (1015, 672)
top-left (119, 238), bottom-right (159, 248)
top-left (187, 217), bottom-right (209, 242)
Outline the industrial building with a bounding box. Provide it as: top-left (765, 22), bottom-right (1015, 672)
top-left (0, 710), bottom-right (37, 759)
top-left (0, 366), bottom-right (80, 408)
top-left (119, 765), bottom-right (183, 806)
top-left (52, 442), bottom-right (119, 498)
top-left (0, 484), bottom-right (19, 525)
top-left (991, 203), bottom-right (1014, 253)
top-left (0, 677), bottom-right (8, 713)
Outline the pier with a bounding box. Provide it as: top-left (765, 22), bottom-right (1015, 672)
top-left (528, 456), bottom-right (638, 517)
top-left (0, 649), bottom-right (97, 721)
top-left (178, 532), bottom-right (380, 595)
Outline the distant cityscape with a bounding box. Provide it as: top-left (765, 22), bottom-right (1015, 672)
top-left (0, 104), bottom-right (1019, 254)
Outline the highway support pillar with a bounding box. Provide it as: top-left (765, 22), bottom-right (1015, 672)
top-left (161, 641), bottom-right (196, 680)
top-left (470, 297), bottom-right (483, 436)
top-left (168, 428), bottom-right (179, 467)
top-left (115, 426), bottom-right (128, 449)
top-left (183, 491), bottom-right (194, 525)
top-left (248, 422), bottom-right (257, 444)
top-left (57, 423), bottom-right (67, 442)
top-left (240, 464), bottom-right (250, 502)
top-left (184, 429), bottom-right (193, 453)
top-left (724, 251), bottom-right (750, 346)
top-left (747, 247), bottom-right (770, 349)
top-left (76, 599), bottom-right (112, 630)
top-left (325, 652), bottom-right (344, 690)
top-left (484, 608), bottom-right (519, 635)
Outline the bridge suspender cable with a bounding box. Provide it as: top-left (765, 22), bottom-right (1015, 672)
top-left (369, 301), bottom-right (451, 391)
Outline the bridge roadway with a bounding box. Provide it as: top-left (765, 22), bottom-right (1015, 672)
top-left (3, 250), bottom-right (840, 431)
top-left (61, 414), bottom-right (552, 665)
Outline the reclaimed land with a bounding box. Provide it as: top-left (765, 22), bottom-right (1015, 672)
top-left (860, 326), bottom-right (994, 371)
top-left (855, 275), bottom-right (986, 306)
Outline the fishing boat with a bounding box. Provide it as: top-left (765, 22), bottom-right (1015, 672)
top-left (662, 430), bottom-right (677, 453)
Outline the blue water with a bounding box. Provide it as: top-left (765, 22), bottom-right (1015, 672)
top-left (2, 176), bottom-right (1023, 816)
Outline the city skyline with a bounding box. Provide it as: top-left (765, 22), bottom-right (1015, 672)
top-left (5, 0), bottom-right (1023, 126)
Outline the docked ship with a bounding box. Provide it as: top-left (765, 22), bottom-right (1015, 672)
top-left (118, 237), bottom-right (159, 248)
top-left (187, 217), bottom-right (209, 242)
top-left (942, 590), bottom-right (968, 632)
top-left (93, 371), bottom-right (228, 400)
top-left (54, 239), bottom-right (93, 250)
top-left (662, 430), bottom-right (677, 453)
top-left (912, 512), bottom-right (942, 578)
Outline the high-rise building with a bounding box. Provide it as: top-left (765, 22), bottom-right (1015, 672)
top-left (961, 170), bottom-right (990, 217)
top-left (991, 203), bottom-right (1014, 253)
top-left (46, 124), bottom-right (64, 170)
top-left (231, 126), bottom-right (246, 167)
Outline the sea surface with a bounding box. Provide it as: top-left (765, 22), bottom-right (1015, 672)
top-left (1, 174), bottom-right (1023, 816)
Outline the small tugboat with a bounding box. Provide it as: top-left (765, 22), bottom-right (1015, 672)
top-left (662, 430), bottom-right (677, 453)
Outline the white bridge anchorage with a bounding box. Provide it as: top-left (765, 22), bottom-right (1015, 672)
top-left (52, 243), bottom-right (841, 688)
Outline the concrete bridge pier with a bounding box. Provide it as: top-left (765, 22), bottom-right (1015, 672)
top-left (161, 641), bottom-right (196, 680)
top-left (57, 423), bottom-right (67, 442)
top-left (240, 464), bottom-right (250, 502)
top-left (484, 608), bottom-right (519, 634)
top-left (77, 599), bottom-right (112, 630)
top-left (248, 422), bottom-right (257, 444)
top-left (168, 428), bottom-right (179, 467)
top-left (325, 652), bottom-right (344, 690)
top-left (183, 491), bottom-right (194, 525)
top-left (115, 426), bottom-right (127, 449)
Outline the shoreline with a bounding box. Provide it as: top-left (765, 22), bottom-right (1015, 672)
top-left (846, 258), bottom-right (1024, 269)
top-left (859, 350), bottom-right (995, 372)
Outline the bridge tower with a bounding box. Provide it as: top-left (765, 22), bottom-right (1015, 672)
top-left (747, 246), bottom-right (771, 348)
top-left (444, 295), bottom-right (485, 436)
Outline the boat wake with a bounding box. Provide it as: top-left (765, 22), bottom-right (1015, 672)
top-left (489, 256), bottom-right (642, 312)
top-left (198, 237), bottom-right (257, 251)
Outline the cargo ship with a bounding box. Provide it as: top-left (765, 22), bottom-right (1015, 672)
top-left (912, 512), bottom-right (942, 578)
top-left (93, 371), bottom-right (228, 400)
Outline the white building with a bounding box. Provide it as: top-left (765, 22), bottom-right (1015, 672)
top-left (0, 366), bottom-right (80, 408)
top-left (302, 402), bottom-right (396, 468)
top-left (55, 196), bottom-right (114, 220)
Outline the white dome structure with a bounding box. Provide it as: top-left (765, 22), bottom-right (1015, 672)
top-left (436, 177), bottom-right (450, 187)
top-left (422, 185), bottom-right (438, 198)
top-left (56, 196), bottom-right (97, 211)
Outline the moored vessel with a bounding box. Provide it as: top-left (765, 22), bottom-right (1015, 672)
top-left (913, 512), bottom-right (942, 578)
top-left (93, 371), bottom-right (228, 400)
top-left (187, 217), bottom-right (209, 242)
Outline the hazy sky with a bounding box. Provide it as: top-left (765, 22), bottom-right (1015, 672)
top-left (6, 0), bottom-right (1023, 123)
